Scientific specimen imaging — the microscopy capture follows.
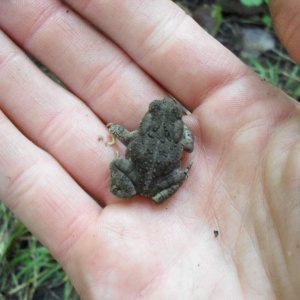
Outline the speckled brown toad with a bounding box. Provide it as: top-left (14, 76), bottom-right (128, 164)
top-left (108, 98), bottom-right (194, 204)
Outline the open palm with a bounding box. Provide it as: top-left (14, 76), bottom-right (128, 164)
top-left (0, 1), bottom-right (299, 299)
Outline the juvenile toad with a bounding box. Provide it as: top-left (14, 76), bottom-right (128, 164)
top-left (109, 98), bottom-right (194, 204)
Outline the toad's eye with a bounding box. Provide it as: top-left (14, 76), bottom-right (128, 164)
top-left (153, 105), bottom-right (160, 112)
top-left (149, 101), bottom-right (161, 113)
top-left (172, 108), bottom-right (180, 118)
top-left (152, 125), bottom-right (159, 132)
top-left (148, 131), bottom-right (155, 138)
top-left (164, 130), bottom-right (170, 137)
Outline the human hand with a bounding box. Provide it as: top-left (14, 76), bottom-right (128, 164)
top-left (0, 1), bottom-right (299, 299)
top-left (270, 0), bottom-right (300, 66)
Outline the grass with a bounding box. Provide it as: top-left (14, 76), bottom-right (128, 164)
top-left (0, 204), bottom-right (79, 300)
top-left (248, 50), bottom-right (300, 100)
top-left (1, 2), bottom-right (300, 300)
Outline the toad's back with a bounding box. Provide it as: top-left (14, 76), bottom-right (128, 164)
top-left (125, 101), bottom-right (184, 194)
top-left (109, 97), bottom-right (194, 203)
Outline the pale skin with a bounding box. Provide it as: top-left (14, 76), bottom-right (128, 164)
top-left (0, 0), bottom-right (299, 299)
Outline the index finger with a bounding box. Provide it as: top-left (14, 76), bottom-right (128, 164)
top-left (64, 0), bottom-right (250, 109)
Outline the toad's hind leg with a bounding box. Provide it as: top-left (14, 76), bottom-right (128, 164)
top-left (152, 184), bottom-right (181, 204)
top-left (110, 158), bottom-right (136, 198)
top-left (152, 163), bottom-right (192, 204)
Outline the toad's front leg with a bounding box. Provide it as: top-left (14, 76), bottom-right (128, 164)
top-left (181, 124), bottom-right (194, 153)
top-left (108, 124), bottom-right (138, 146)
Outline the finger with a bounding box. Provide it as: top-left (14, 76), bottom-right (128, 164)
top-left (0, 30), bottom-right (114, 202)
top-left (64, 0), bottom-right (250, 109)
top-left (0, 110), bottom-right (101, 266)
top-left (0, 1), bottom-right (165, 129)
top-left (270, 0), bottom-right (300, 65)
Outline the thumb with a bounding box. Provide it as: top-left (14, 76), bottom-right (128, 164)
top-left (270, 0), bottom-right (300, 65)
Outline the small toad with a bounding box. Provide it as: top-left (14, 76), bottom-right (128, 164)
top-left (108, 98), bottom-right (194, 204)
